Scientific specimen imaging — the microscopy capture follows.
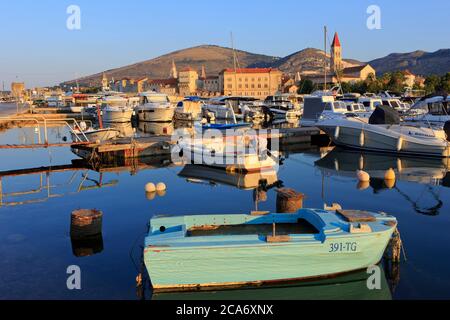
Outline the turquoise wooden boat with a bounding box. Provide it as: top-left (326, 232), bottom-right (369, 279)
top-left (144, 209), bottom-right (397, 292)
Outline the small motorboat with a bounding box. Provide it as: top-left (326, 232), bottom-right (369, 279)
top-left (177, 134), bottom-right (278, 172)
top-left (144, 208), bottom-right (397, 292)
top-left (315, 104), bottom-right (450, 158)
top-left (71, 127), bottom-right (120, 143)
top-left (101, 96), bottom-right (134, 123)
top-left (136, 92), bottom-right (175, 122)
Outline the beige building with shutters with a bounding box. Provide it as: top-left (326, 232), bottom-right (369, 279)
top-left (219, 68), bottom-right (282, 98)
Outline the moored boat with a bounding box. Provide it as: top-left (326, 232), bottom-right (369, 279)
top-left (136, 92), bottom-right (175, 122)
top-left (144, 208), bottom-right (397, 292)
top-left (101, 96), bottom-right (134, 123)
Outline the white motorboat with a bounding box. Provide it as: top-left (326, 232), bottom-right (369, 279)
top-left (317, 105), bottom-right (450, 158)
top-left (203, 96), bottom-right (256, 121)
top-left (101, 96), bottom-right (134, 123)
top-left (136, 92), bottom-right (175, 122)
top-left (71, 127), bottom-right (120, 143)
top-left (301, 95), bottom-right (353, 126)
top-left (403, 94), bottom-right (450, 127)
top-left (177, 133), bottom-right (279, 172)
top-left (174, 99), bottom-right (203, 121)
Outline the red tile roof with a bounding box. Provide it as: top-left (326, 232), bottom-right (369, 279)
top-left (331, 32), bottom-right (341, 47)
top-left (149, 78), bottom-right (178, 85)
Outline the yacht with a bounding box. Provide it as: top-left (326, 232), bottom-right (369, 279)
top-left (316, 105), bottom-right (450, 158)
top-left (136, 92), bottom-right (175, 122)
top-left (101, 96), bottom-right (134, 123)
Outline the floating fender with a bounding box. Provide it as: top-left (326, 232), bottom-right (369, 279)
top-left (397, 158), bottom-right (403, 172)
top-left (384, 168), bottom-right (396, 181)
top-left (359, 131), bottom-right (365, 147)
top-left (359, 155), bottom-right (364, 170)
top-left (334, 126), bottom-right (340, 140)
top-left (334, 159), bottom-right (339, 171)
top-left (397, 136), bottom-right (403, 152)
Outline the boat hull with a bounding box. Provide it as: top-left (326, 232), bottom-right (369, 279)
top-left (319, 120), bottom-right (450, 158)
top-left (145, 228), bottom-right (393, 292)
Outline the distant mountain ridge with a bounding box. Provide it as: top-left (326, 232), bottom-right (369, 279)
top-left (63, 45), bottom-right (450, 86)
top-left (368, 49), bottom-right (450, 76)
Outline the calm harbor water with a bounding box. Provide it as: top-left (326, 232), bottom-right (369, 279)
top-left (1, 125), bottom-right (450, 300)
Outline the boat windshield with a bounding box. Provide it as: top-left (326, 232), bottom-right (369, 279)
top-left (333, 102), bottom-right (347, 112)
top-left (143, 95), bottom-right (170, 103)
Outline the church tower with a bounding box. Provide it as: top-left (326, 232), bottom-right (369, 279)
top-left (331, 32), bottom-right (343, 73)
top-left (200, 65), bottom-right (206, 79)
top-left (101, 73), bottom-right (109, 91)
top-left (170, 60), bottom-right (178, 79)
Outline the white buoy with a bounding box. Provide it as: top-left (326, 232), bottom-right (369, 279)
top-left (357, 170), bottom-right (370, 182)
top-left (359, 131), bottom-right (365, 147)
top-left (156, 182), bottom-right (167, 191)
top-left (359, 155), bottom-right (364, 170)
top-left (145, 183), bottom-right (156, 193)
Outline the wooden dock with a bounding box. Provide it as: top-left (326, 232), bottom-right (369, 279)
top-left (71, 127), bottom-right (326, 164)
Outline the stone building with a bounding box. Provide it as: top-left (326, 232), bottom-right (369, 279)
top-left (146, 78), bottom-right (178, 95)
top-left (219, 68), bottom-right (282, 98)
top-left (178, 67), bottom-right (199, 96)
top-left (112, 77), bottom-right (148, 93)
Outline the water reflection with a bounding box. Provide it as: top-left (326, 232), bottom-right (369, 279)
top-left (137, 267), bottom-right (392, 300)
top-left (315, 148), bottom-right (449, 215)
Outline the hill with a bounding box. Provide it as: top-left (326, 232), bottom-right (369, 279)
top-left (368, 49), bottom-right (450, 76)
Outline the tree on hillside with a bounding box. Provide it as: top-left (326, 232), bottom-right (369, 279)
top-left (297, 79), bottom-right (315, 94)
top-left (424, 75), bottom-right (441, 94)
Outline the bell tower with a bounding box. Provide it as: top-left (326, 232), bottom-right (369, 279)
top-left (331, 32), bottom-right (343, 73)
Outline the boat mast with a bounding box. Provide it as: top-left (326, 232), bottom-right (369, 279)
top-left (231, 32), bottom-right (238, 97)
top-left (324, 26), bottom-right (327, 91)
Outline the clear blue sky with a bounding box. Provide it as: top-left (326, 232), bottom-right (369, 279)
top-left (1, 0), bottom-right (448, 88)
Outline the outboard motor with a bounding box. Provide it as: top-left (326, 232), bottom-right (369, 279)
top-left (444, 121), bottom-right (450, 142)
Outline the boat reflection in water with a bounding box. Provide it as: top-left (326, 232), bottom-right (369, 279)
top-left (107, 122), bottom-right (136, 138)
top-left (315, 147), bottom-right (449, 185)
top-left (315, 147), bottom-right (449, 215)
top-left (137, 121), bottom-right (174, 136)
top-left (178, 165), bottom-right (280, 191)
top-left (149, 267), bottom-right (392, 300)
